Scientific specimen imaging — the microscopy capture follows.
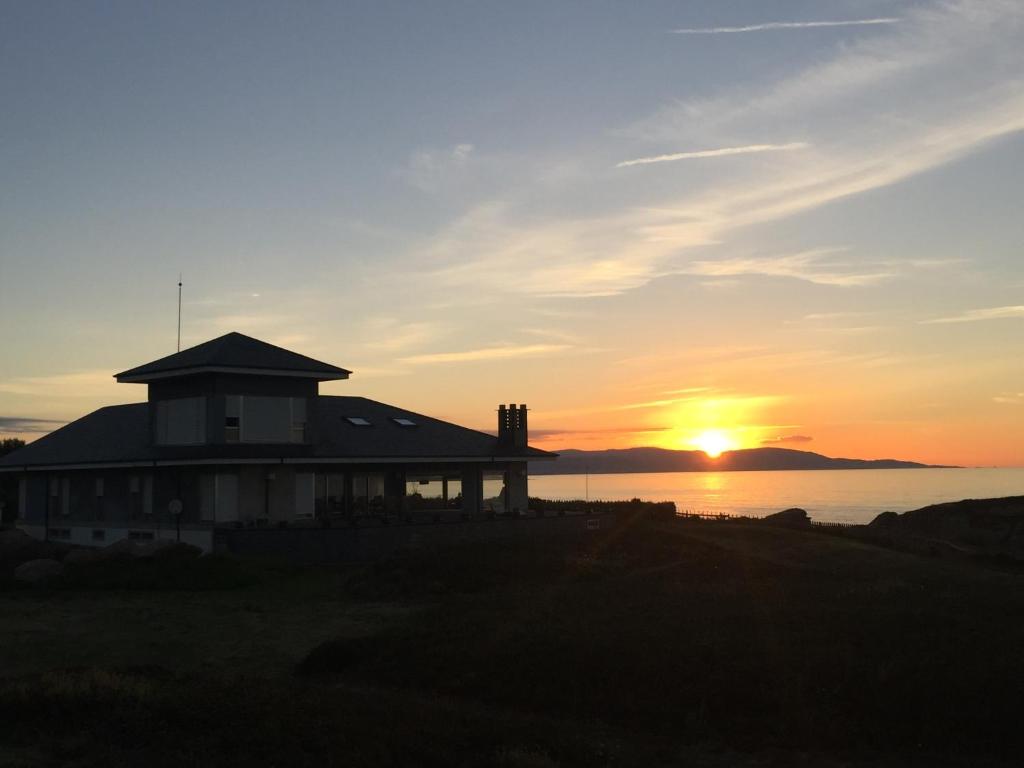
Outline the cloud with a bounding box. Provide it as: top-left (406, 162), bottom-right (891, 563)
top-left (761, 434), bottom-right (814, 445)
top-left (419, 2), bottom-right (1024, 299)
top-left (616, 142), bottom-right (808, 168)
top-left (670, 18), bottom-right (899, 35)
top-left (921, 306), bottom-right (1024, 324)
top-left (514, 426), bottom-right (671, 439)
top-left (360, 318), bottom-right (443, 352)
top-left (399, 343), bottom-right (569, 365)
top-left (0, 416), bottom-right (65, 434)
top-left (993, 392), bottom-right (1024, 405)
top-left (0, 370), bottom-right (124, 399)
top-left (684, 248), bottom-right (894, 287)
top-left (404, 143), bottom-right (475, 192)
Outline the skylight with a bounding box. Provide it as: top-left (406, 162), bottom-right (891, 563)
top-left (345, 417), bottom-right (371, 426)
top-left (392, 417), bottom-right (417, 427)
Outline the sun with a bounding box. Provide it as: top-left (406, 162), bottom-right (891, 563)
top-left (691, 429), bottom-right (734, 458)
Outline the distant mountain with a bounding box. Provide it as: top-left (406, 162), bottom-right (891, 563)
top-left (529, 446), bottom-right (953, 475)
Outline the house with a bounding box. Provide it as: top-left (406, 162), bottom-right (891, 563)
top-left (0, 332), bottom-right (555, 551)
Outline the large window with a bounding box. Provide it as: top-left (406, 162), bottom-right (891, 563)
top-left (199, 472), bottom-right (239, 523)
top-left (315, 472), bottom-right (346, 517)
top-left (156, 397), bottom-right (207, 445)
top-left (352, 473), bottom-right (386, 516)
top-left (405, 474), bottom-right (462, 511)
top-left (225, 396), bottom-right (307, 444)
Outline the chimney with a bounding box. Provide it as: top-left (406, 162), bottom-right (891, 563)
top-left (497, 403), bottom-right (528, 450)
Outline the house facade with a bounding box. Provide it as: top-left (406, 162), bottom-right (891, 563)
top-left (0, 333), bottom-right (554, 551)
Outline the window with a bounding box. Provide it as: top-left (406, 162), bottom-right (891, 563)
top-left (200, 473), bottom-right (239, 523)
top-left (392, 417), bottom-right (416, 427)
top-left (156, 397), bottom-right (207, 445)
top-left (92, 529), bottom-right (106, 542)
top-left (128, 530), bottom-right (155, 541)
top-left (48, 528), bottom-right (71, 540)
top-left (290, 397), bottom-right (307, 443)
top-left (352, 473), bottom-right (386, 515)
top-left (224, 396), bottom-right (306, 443)
top-left (95, 478), bottom-right (104, 497)
top-left (405, 474), bottom-right (462, 511)
top-left (225, 395), bottom-right (241, 443)
top-left (295, 473), bottom-right (315, 519)
top-left (315, 473), bottom-right (346, 516)
top-left (346, 417), bottom-right (371, 426)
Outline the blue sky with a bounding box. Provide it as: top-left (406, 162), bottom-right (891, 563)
top-left (2, 1), bottom-right (1023, 464)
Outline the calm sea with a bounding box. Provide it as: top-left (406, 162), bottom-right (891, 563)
top-left (529, 468), bottom-right (1024, 524)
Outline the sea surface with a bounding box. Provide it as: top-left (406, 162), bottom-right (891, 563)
top-left (529, 468), bottom-right (1024, 524)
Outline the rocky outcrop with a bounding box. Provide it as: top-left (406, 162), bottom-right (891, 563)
top-left (761, 508), bottom-right (811, 528)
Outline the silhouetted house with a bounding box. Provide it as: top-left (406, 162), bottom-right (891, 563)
top-left (0, 333), bottom-right (554, 551)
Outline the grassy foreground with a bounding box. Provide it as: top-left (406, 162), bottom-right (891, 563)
top-left (2, 514), bottom-right (1024, 767)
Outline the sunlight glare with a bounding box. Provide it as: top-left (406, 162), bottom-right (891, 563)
top-left (692, 429), bottom-right (734, 458)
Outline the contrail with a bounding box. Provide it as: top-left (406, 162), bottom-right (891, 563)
top-left (671, 18), bottom-right (899, 35)
top-left (617, 142), bottom-right (808, 168)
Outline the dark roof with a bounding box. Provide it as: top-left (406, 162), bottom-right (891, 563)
top-left (115, 332), bottom-right (350, 382)
top-left (0, 396), bottom-right (554, 469)
top-left (0, 404), bottom-right (152, 468)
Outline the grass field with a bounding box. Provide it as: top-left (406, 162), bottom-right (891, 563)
top-left (2, 514), bottom-right (1023, 767)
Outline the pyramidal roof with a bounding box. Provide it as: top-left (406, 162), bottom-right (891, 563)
top-left (114, 332), bottom-right (351, 382)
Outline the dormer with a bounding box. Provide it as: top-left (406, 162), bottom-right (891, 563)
top-left (114, 332), bottom-right (350, 447)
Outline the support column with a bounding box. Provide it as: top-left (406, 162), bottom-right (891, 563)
top-left (505, 462), bottom-right (529, 517)
top-left (460, 464), bottom-right (482, 518)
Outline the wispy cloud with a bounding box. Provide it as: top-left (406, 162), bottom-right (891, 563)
top-left (684, 248), bottom-right (894, 287)
top-left (360, 318), bottom-right (443, 352)
top-left (0, 416), bottom-right (65, 434)
top-left (400, 343), bottom-right (569, 365)
top-left (670, 18), bottom-right (899, 35)
top-left (416, 2), bottom-right (1024, 300)
top-left (921, 306), bottom-right (1024, 324)
top-left (993, 392), bottom-right (1024, 405)
top-left (403, 143), bottom-right (475, 193)
top-left (0, 370), bottom-right (124, 399)
top-left (616, 142), bottom-right (808, 168)
top-left (761, 434), bottom-right (814, 445)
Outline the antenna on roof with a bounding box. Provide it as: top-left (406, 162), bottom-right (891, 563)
top-left (177, 274), bottom-right (183, 352)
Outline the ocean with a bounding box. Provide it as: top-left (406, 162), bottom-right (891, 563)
top-left (528, 467), bottom-right (1024, 524)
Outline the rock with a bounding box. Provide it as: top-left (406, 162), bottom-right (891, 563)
top-left (135, 539), bottom-right (175, 558)
top-left (63, 547), bottom-right (102, 565)
top-left (869, 511), bottom-right (900, 528)
top-left (14, 558), bottom-right (65, 585)
top-left (762, 507), bottom-right (811, 528)
top-left (103, 539), bottom-right (142, 559)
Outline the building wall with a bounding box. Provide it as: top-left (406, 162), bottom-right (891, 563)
top-left (10, 460), bottom-right (527, 550)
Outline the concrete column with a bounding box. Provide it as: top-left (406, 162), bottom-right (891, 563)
top-left (505, 462), bottom-right (529, 517)
top-left (460, 464), bottom-right (482, 518)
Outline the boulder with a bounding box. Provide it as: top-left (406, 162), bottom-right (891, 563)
top-left (869, 511), bottom-right (900, 528)
top-left (103, 539), bottom-right (142, 559)
top-left (63, 547), bottom-right (103, 565)
top-left (135, 538), bottom-right (175, 558)
top-left (14, 558), bottom-right (64, 585)
top-left (762, 507), bottom-right (811, 528)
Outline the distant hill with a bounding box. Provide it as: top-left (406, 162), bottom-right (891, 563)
top-left (529, 446), bottom-right (953, 475)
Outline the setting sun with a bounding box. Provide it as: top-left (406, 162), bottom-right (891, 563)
top-left (691, 430), bottom-right (735, 458)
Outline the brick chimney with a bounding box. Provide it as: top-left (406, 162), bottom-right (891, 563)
top-left (497, 403), bottom-right (528, 451)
